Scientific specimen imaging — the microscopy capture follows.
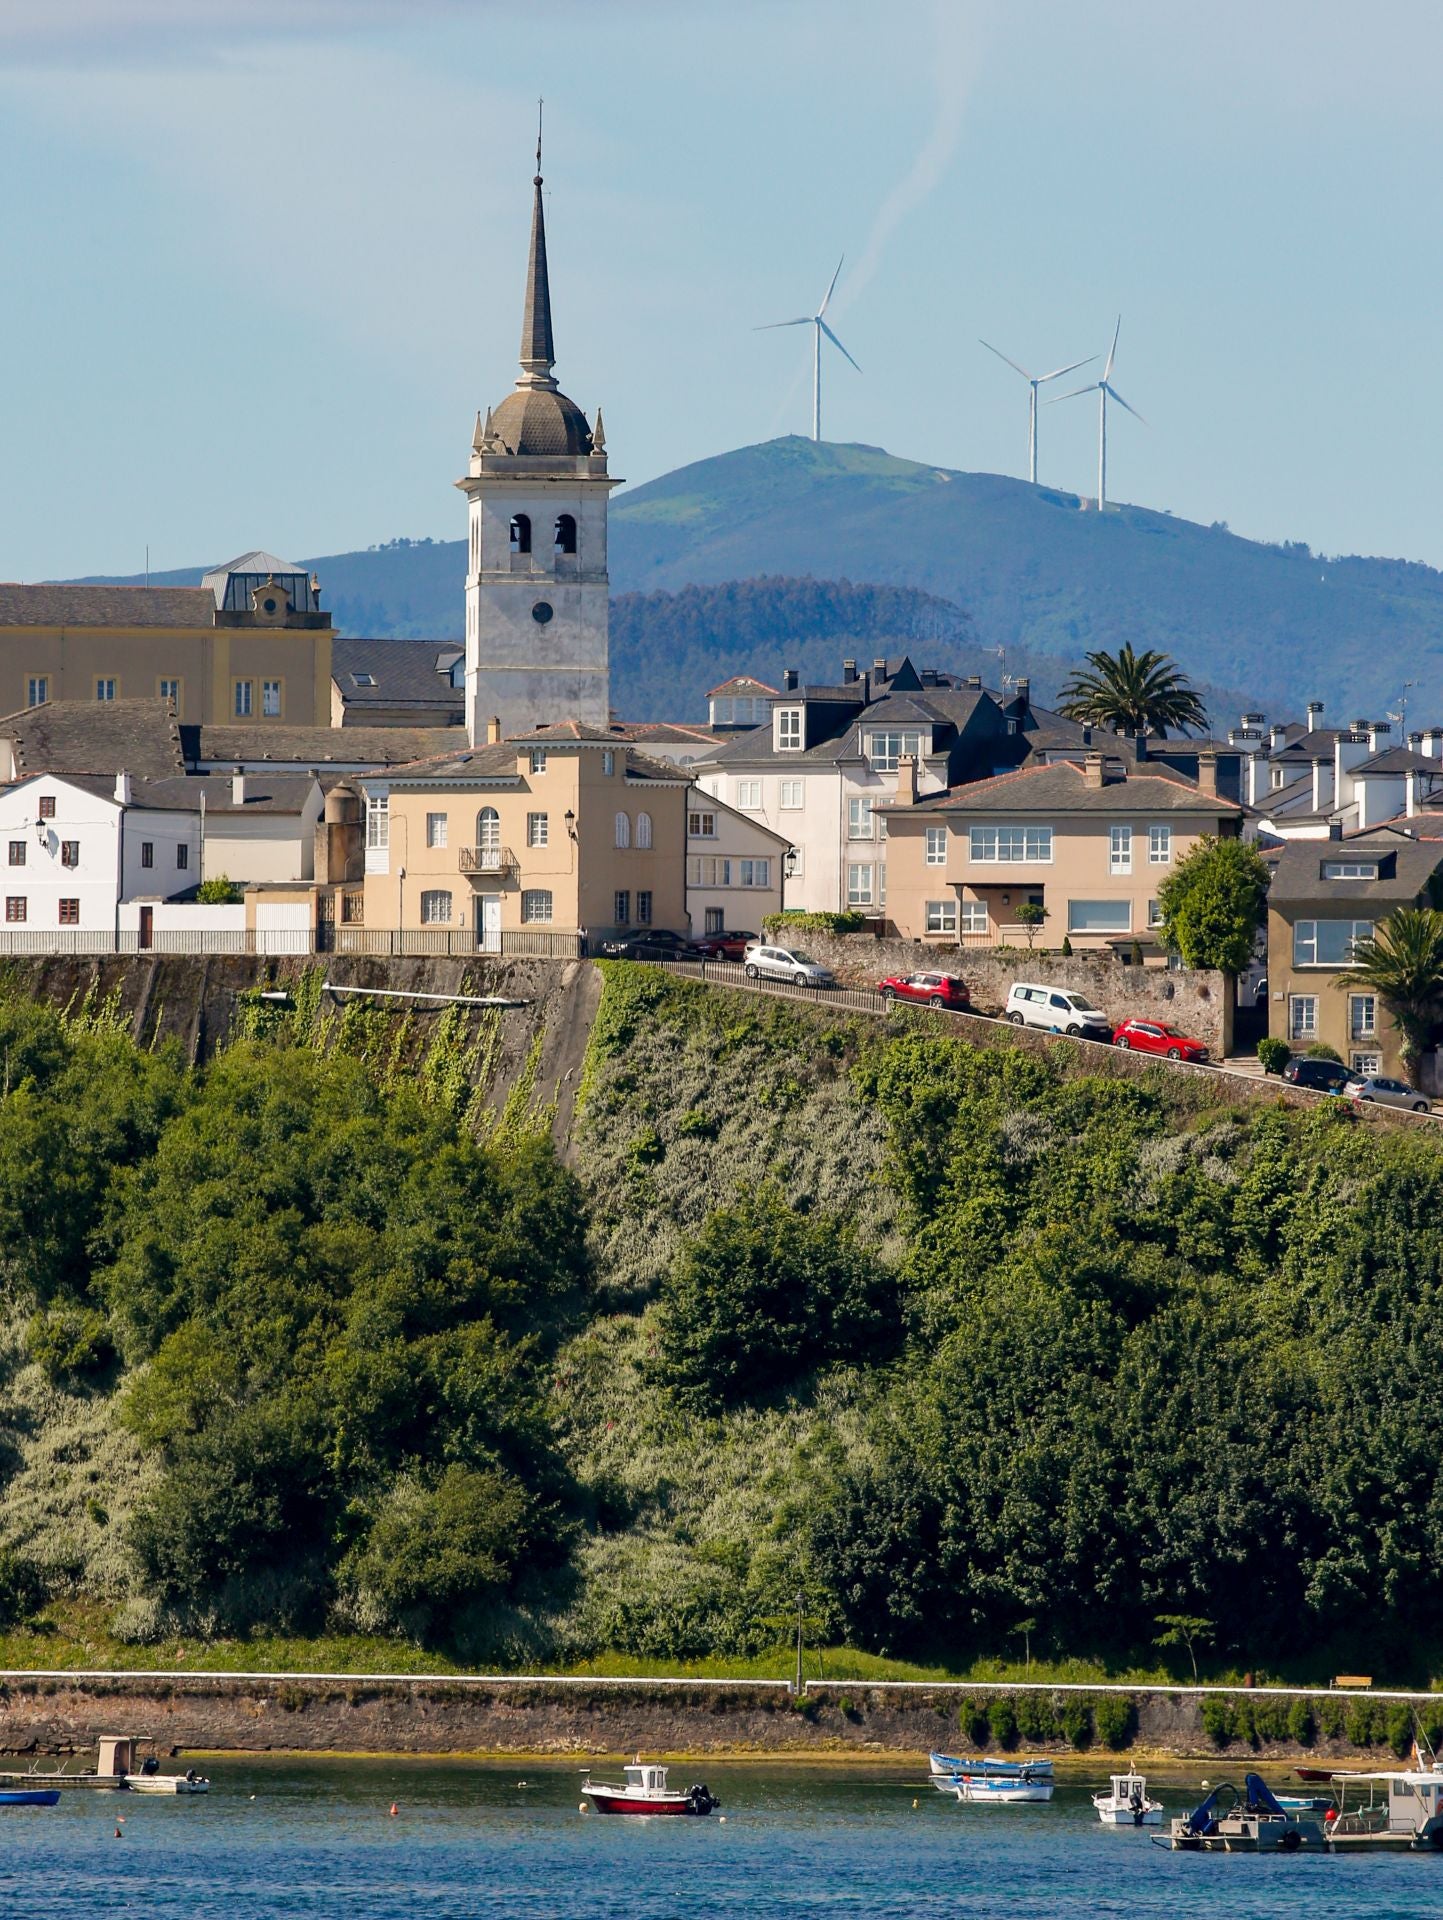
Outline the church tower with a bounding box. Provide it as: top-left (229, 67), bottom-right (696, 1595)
top-left (458, 148), bottom-right (617, 744)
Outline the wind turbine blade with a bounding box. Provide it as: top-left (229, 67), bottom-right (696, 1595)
top-left (1103, 315), bottom-right (1121, 383)
top-left (754, 318), bottom-right (813, 331)
top-left (819, 319), bottom-right (861, 372)
top-left (1044, 384), bottom-right (1096, 404)
top-left (979, 339), bottom-right (1032, 381)
top-left (818, 255), bottom-right (845, 318)
top-left (1104, 382), bottom-right (1147, 425)
top-left (1035, 355), bottom-right (1096, 385)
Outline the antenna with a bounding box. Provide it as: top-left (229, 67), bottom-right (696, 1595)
top-left (145, 545), bottom-right (149, 586)
top-left (536, 96), bottom-right (543, 177)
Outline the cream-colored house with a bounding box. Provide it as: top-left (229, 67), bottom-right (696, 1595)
top-left (359, 721), bottom-right (690, 952)
top-left (882, 752), bottom-right (1242, 951)
top-left (685, 792), bottom-right (788, 939)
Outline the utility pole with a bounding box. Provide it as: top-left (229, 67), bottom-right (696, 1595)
top-left (795, 1586), bottom-right (805, 1697)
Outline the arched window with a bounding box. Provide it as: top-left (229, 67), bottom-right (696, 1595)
top-left (509, 513), bottom-right (531, 555)
top-left (614, 811), bottom-right (631, 849)
top-left (636, 810), bottom-right (653, 849)
top-left (476, 807), bottom-right (500, 858)
top-left (554, 513), bottom-right (577, 555)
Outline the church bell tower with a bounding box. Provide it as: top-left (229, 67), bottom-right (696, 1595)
top-left (458, 143), bottom-right (617, 744)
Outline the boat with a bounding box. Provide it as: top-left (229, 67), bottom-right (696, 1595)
top-left (98, 1736), bottom-right (209, 1795)
top-left (580, 1760), bottom-right (718, 1817)
top-left (1324, 1762), bottom-right (1443, 1851)
top-left (948, 1769), bottom-right (1054, 1805)
top-left (1160, 1773), bottom-right (1326, 1852)
top-left (1093, 1770), bottom-right (1164, 1826)
top-left (0, 1790), bottom-right (60, 1807)
top-left (929, 1750), bottom-right (1054, 1779)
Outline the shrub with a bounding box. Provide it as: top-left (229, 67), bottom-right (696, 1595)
top-left (196, 875), bottom-right (239, 905)
top-left (0, 1552), bottom-right (45, 1628)
top-left (1318, 1697), bottom-right (1348, 1741)
top-left (1201, 1696), bottom-right (1236, 1746)
top-left (1301, 1042), bottom-right (1343, 1062)
top-left (1345, 1701), bottom-right (1378, 1748)
top-left (1058, 1696), bottom-right (1092, 1750)
top-left (1287, 1698), bottom-right (1316, 1747)
top-left (762, 911), bottom-right (867, 937)
top-left (1015, 1693), bottom-right (1058, 1744)
top-left (1386, 1703), bottom-right (1416, 1758)
top-left (342, 1466), bottom-right (531, 1639)
top-left (988, 1696), bottom-right (1018, 1748)
top-left (1060, 936), bottom-right (1073, 957)
top-left (1094, 1694), bottom-right (1136, 1751)
top-left (1257, 1036), bottom-right (1290, 1075)
top-left (961, 1699), bottom-right (990, 1747)
top-left (26, 1306), bottom-right (114, 1383)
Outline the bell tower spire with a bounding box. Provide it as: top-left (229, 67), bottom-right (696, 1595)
top-left (519, 99), bottom-right (557, 392)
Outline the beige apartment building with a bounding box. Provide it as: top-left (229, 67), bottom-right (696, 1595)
top-left (882, 753), bottom-right (1242, 951)
top-left (359, 721), bottom-right (690, 948)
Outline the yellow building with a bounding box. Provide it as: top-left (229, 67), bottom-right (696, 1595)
top-left (0, 553), bottom-right (333, 728)
top-left (359, 721), bottom-right (691, 952)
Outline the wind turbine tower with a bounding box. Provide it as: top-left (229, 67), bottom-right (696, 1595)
top-left (978, 340), bottom-right (1094, 484)
top-left (757, 258), bottom-right (861, 442)
top-left (1051, 317), bottom-right (1145, 510)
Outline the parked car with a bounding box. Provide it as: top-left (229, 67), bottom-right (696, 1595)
top-left (691, 929), bottom-right (758, 961)
top-left (878, 971), bottom-right (971, 1011)
top-left (597, 929), bottom-right (699, 961)
top-left (1282, 1057), bottom-right (1357, 1094)
top-left (743, 942), bottom-right (836, 988)
top-left (1344, 1074), bottom-right (1432, 1113)
top-left (1005, 982), bottom-right (1111, 1040)
top-left (1112, 1018), bottom-right (1209, 1062)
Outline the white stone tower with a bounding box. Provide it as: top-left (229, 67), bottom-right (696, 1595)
top-left (458, 151), bottom-right (617, 744)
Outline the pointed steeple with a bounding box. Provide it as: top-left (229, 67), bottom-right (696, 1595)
top-left (518, 157), bottom-right (557, 391)
top-left (591, 407), bottom-right (606, 454)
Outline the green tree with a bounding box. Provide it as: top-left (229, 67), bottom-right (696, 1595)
top-left (1153, 1612), bottom-right (1214, 1679)
top-left (196, 875), bottom-right (239, 904)
top-left (1338, 906), bottom-right (1443, 1075)
top-left (1057, 643), bottom-right (1208, 737)
top-left (1157, 835), bottom-right (1270, 973)
top-left (1014, 901), bottom-right (1047, 950)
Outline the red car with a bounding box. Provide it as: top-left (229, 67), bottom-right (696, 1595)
top-left (1112, 1018), bottom-right (1208, 1062)
top-left (878, 971), bottom-right (972, 1011)
top-left (691, 930), bottom-right (758, 961)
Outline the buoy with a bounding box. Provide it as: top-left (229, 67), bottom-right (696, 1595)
top-left (389, 1802), bottom-right (398, 1817)
top-left (719, 1815), bottom-right (726, 1824)
top-left (114, 1825), bottom-right (123, 1838)
top-left (579, 1802), bottom-right (588, 1814)
top-left (912, 1798), bottom-right (918, 1808)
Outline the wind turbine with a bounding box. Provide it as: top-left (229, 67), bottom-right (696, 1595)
top-left (978, 340), bottom-right (1095, 484)
top-left (756, 257), bottom-right (860, 443)
top-left (1051, 317), bottom-right (1145, 509)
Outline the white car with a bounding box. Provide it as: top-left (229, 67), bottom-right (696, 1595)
top-left (743, 943), bottom-right (836, 988)
top-left (1344, 1074), bottom-right (1431, 1114)
top-left (1005, 981), bottom-right (1111, 1040)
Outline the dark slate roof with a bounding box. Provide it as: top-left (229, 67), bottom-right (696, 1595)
top-left (1268, 828), bottom-right (1443, 905)
top-left (489, 387), bottom-right (592, 457)
top-left (1272, 726), bottom-right (1344, 763)
top-left (613, 721), bottom-right (718, 748)
top-left (0, 698), bottom-right (186, 778)
top-left (145, 773), bottom-right (318, 816)
top-left (378, 735), bottom-right (687, 788)
top-left (1352, 744), bottom-right (1441, 775)
top-left (10, 771), bottom-right (200, 813)
top-left (889, 758), bottom-right (1242, 818)
top-left (698, 686), bottom-right (993, 770)
top-left (184, 724), bottom-right (460, 768)
top-left (0, 584), bottom-right (215, 627)
top-left (332, 637), bottom-right (465, 717)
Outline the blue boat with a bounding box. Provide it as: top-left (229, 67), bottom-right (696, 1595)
top-left (0, 1790), bottom-right (60, 1807)
top-left (930, 1750), bottom-right (1054, 1779)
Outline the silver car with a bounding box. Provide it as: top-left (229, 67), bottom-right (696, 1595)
top-left (743, 943), bottom-right (836, 988)
top-left (1345, 1074), bottom-right (1432, 1114)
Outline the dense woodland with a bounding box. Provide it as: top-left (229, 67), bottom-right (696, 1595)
top-left (2, 966), bottom-right (1443, 1681)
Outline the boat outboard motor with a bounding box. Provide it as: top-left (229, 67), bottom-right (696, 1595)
top-left (1130, 1782), bottom-right (1146, 1827)
top-left (687, 1784), bottom-right (718, 1815)
top-left (140, 1755), bottom-right (160, 1776)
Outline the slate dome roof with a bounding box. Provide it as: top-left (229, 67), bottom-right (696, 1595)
top-left (489, 386), bottom-right (592, 458)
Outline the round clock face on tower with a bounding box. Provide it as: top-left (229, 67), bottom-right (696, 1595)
top-left (531, 601), bottom-right (554, 625)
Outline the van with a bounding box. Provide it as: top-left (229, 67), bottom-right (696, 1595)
top-left (1005, 981), bottom-right (1111, 1039)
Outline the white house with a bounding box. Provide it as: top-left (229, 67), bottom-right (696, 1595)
top-left (685, 792), bottom-right (788, 940)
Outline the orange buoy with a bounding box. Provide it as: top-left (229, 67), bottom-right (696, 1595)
top-left (389, 1802), bottom-right (398, 1817)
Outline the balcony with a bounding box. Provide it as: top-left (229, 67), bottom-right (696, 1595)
top-left (458, 845), bottom-right (518, 881)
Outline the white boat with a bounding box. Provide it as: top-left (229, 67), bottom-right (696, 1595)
top-left (97, 1736), bottom-right (209, 1796)
top-left (950, 1771), bottom-right (1054, 1805)
top-left (1325, 1761), bottom-right (1443, 1851)
top-left (123, 1769), bottom-right (210, 1795)
top-left (1093, 1770), bottom-right (1164, 1826)
top-left (929, 1750), bottom-right (1053, 1779)
top-left (580, 1760), bottom-right (717, 1817)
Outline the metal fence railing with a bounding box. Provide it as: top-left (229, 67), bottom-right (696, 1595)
top-left (0, 928), bottom-right (587, 962)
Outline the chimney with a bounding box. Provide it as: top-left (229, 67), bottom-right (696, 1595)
top-left (1083, 751), bottom-right (1105, 789)
top-left (1132, 729), bottom-right (1149, 762)
top-left (1425, 729), bottom-right (1443, 759)
top-left (1243, 712), bottom-right (1265, 728)
top-left (1367, 719), bottom-right (1391, 754)
top-left (966, 673), bottom-right (982, 689)
top-left (231, 768), bottom-right (246, 807)
top-left (842, 659), bottom-right (857, 685)
top-left (1015, 676), bottom-right (1030, 714)
top-left (896, 754), bottom-right (919, 805)
top-left (487, 715), bottom-right (502, 744)
top-left (1268, 722), bottom-right (1287, 751)
top-left (1409, 731), bottom-right (1424, 752)
top-left (114, 770), bottom-right (132, 806)
top-left (1306, 699), bottom-right (1324, 728)
top-left (1312, 755), bottom-right (1335, 814)
top-left (1081, 725), bottom-right (1093, 746)
top-left (1407, 768), bottom-right (1422, 818)
top-left (1197, 752), bottom-right (1219, 797)
top-left (782, 667), bottom-right (799, 693)
top-left (1327, 820), bottom-right (1343, 840)
top-left (1335, 728), bottom-right (1371, 808)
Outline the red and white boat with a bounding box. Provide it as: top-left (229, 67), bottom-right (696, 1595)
top-left (580, 1760), bottom-right (719, 1816)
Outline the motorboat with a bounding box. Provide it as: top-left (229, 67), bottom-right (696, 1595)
top-left (929, 1750), bottom-right (1053, 1779)
top-left (0, 1790), bottom-right (59, 1807)
top-left (580, 1760), bottom-right (718, 1817)
top-left (1161, 1773), bottom-right (1326, 1852)
top-left (98, 1736), bottom-right (209, 1795)
top-left (1324, 1762), bottom-right (1443, 1851)
top-left (947, 1769), bottom-right (1054, 1805)
top-left (1093, 1770), bottom-right (1164, 1826)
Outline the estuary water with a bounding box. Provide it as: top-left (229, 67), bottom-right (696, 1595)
top-left (3, 1758), bottom-right (1442, 1920)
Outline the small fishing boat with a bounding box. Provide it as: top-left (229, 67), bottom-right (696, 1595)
top-left (1324, 1762), bottom-right (1443, 1851)
top-left (1160, 1773), bottom-right (1326, 1852)
top-left (581, 1760), bottom-right (718, 1817)
top-left (929, 1751), bottom-right (1054, 1779)
top-left (948, 1768), bottom-right (1054, 1805)
top-left (1093, 1770), bottom-right (1164, 1826)
top-left (98, 1736), bottom-right (209, 1795)
top-left (0, 1789), bottom-right (60, 1807)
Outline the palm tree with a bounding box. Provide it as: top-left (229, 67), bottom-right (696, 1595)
top-left (1057, 643), bottom-right (1208, 737)
top-left (1339, 906), bottom-right (1443, 1075)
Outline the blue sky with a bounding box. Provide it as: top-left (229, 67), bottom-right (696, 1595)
top-left (1, 0), bottom-right (1440, 580)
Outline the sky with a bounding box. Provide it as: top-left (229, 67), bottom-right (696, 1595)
top-left (2, 0), bottom-right (1442, 580)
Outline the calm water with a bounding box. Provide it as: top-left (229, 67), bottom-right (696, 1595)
top-left (3, 1758), bottom-right (1442, 1920)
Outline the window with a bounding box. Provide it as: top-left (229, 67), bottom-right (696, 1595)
top-left (6, 843), bottom-right (23, 867)
top-left (1110, 825), bottom-right (1132, 874)
top-left (1351, 1051), bottom-right (1382, 1076)
top-left (475, 807), bottom-right (500, 855)
top-left (704, 908), bottom-right (724, 935)
top-left (1147, 899), bottom-right (1164, 928)
top-left (739, 859), bottom-right (770, 887)
top-left (689, 810), bottom-right (717, 838)
top-left (27, 677), bottom-right (47, 707)
top-left (614, 890), bottom-right (630, 924)
top-left (777, 709), bottom-right (802, 750)
top-left (527, 811), bottom-right (548, 848)
top-left (58, 899), bottom-right (79, 925)
top-left (529, 749), bottom-right (547, 774)
top-left (960, 899), bottom-right (989, 935)
top-left (233, 680), bottom-right (253, 718)
top-left (554, 513), bottom-right (577, 555)
top-left (1322, 861), bottom-right (1381, 880)
top-left (602, 750), bottom-right (614, 776)
top-left (1293, 918), bottom-right (1372, 966)
top-left (780, 780), bottom-right (803, 809)
top-left (263, 680), bottom-right (282, 717)
top-left (735, 780), bottom-right (761, 809)
top-left (366, 794), bottom-right (390, 850)
top-left (636, 811), bottom-right (653, 850)
top-left (38, 796), bottom-right (55, 820)
top-left (925, 899), bottom-right (958, 934)
top-left (866, 730), bottom-right (923, 771)
top-left (925, 825), bottom-right (947, 866)
top-left (848, 796), bottom-right (875, 840)
top-left (1289, 994), bottom-right (1319, 1040)
top-left (140, 842), bottom-right (154, 869)
top-left (969, 825), bottom-right (1053, 862)
top-left (95, 678), bottom-right (116, 702)
top-left (340, 891), bottom-right (364, 925)
top-left (158, 677), bottom-right (180, 704)
top-left (4, 897), bottom-right (25, 922)
top-left (637, 890), bottom-right (653, 925)
top-left (510, 513), bottom-right (532, 555)
top-left (420, 890), bottom-right (452, 924)
top-left (1149, 824), bottom-right (1172, 865)
top-left (846, 863), bottom-right (874, 907)
top-left (614, 811), bottom-right (631, 849)
top-left (350, 672), bottom-right (376, 688)
top-left (177, 843), bottom-right (188, 870)
top-left (1068, 899), bottom-right (1132, 933)
top-left (1349, 993), bottom-right (1377, 1039)
top-left (426, 812), bottom-right (448, 849)
top-left (61, 841), bottom-right (79, 867)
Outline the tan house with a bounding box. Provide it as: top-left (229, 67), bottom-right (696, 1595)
top-left (359, 720), bottom-right (690, 952)
top-left (1267, 825), bottom-right (1443, 1077)
top-left (881, 752), bottom-right (1243, 951)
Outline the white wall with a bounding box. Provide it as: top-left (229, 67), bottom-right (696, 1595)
top-left (0, 777), bottom-right (196, 933)
top-left (685, 797), bottom-right (786, 936)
